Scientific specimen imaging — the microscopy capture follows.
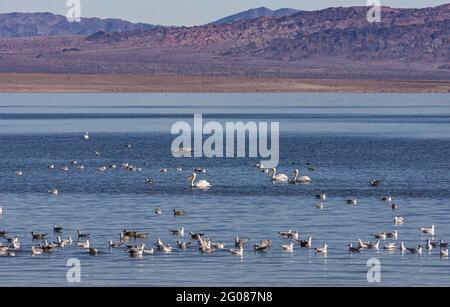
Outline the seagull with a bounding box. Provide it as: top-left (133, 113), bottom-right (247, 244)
top-left (31, 232), bottom-right (47, 240)
top-left (0, 206), bottom-right (2, 215)
top-left (48, 188), bottom-right (58, 196)
top-left (370, 180), bottom-right (381, 187)
top-left (53, 225), bottom-right (63, 232)
top-left (357, 239), bottom-right (369, 249)
top-left (146, 178), bottom-right (157, 184)
top-left (348, 243), bottom-right (362, 253)
top-left (77, 240), bottom-right (90, 249)
top-left (128, 244), bottom-right (144, 257)
top-left (230, 246), bottom-right (244, 256)
top-left (234, 236), bottom-right (249, 248)
top-left (400, 242), bottom-right (407, 253)
top-left (61, 166), bottom-right (69, 172)
top-left (383, 243), bottom-right (397, 251)
top-left (391, 204), bottom-right (399, 210)
top-left (366, 241), bottom-right (380, 249)
top-left (155, 208), bottom-right (162, 214)
top-left (419, 225), bottom-right (435, 236)
top-left (279, 230), bottom-right (299, 240)
top-left (160, 168), bottom-right (168, 173)
top-left (173, 209), bottom-right (186, 217)
top-left (108, 240), bottom-right (123, 248)
top-left (77, 230), bottom-right (90, 239)
top-left (440, 248), bottom-right (449, 257)
top-left (281, 243), bottom-right (294, 252)
top-left (48, 164), bottom-right (55, 169)
top-left (315, 193), bottom-right (327, 200)
top-left (346, 198), bottom-right (358, 205)
top-left (394, 216), bottom-right (405, 225)
top-left (386, 230), bottom-right (398, 239)
top-left (315, 244), bottom-right (328, 254)
top-left (315, 202), bottom-right (325, 209)
top-left (381, 196), bottom-right (393, 202)
top-left (177, 241), bottom-right (191, 250)
top-left (189, 232), bottom-right (204, 240)
top-left (211, 242), bottom-right (226, 250)
top-left (89, 248), bottom-right (98, 256)
top-left (15, 170), bottom-right (23, 176)
top-left (372, 232), bottom-right (387, 240)
top-left (426, 239), bottom-right (433, 250)
top-left (406, 244), bottom-right (423, 255)
top-left (295, 237), bottom-right (312, 248)
top-left (83, 132), bottom-right (90, 140)
top-left (31, 246), bottom-right (44, 255)
top-left (169, 227), bottom-right (185, 237)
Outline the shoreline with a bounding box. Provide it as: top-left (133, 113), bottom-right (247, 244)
top-left (0, 73), bottom-right (449, 93)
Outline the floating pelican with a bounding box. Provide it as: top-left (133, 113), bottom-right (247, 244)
top-left (419, 225), bottom-right (435, 236)
top-left (290, 169), bottom-right (311, 184)
top-left (187, 173), bottom-right (211, 189)
top-left (281, 243), bottom-right (294, 252)
top-left (269, 168), bottom-right (289, 182)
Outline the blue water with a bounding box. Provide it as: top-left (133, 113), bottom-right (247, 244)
top-left (0, 93), bottom-right (449, 286)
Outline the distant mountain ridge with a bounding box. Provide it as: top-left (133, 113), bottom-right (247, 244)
top-left (209, 7), bottom-right (300, 25)
top-left (0, 12), bottom-right (156, 37)
top-left (0, 5), bottom-right (449, 81)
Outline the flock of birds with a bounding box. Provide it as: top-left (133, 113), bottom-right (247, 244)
top-left (1, 132), bottom-right (448, 260)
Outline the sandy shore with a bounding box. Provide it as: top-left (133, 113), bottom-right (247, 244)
top-left (0, 73), bottom-right (449, 93)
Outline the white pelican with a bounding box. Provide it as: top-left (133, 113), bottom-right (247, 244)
top-left (187, 173), bottom-right (211, 189)
top-left (269, 168), bottom-right (289, 182)
top-left (420, 225), bottom-right (435, 236)
top-left (83, 132), bottom-right (90, 140)
top-left (290, 169), bottom-right (311, 184)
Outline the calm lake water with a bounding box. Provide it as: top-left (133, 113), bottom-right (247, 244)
top-left (0, 93), bottom-right (450, 287)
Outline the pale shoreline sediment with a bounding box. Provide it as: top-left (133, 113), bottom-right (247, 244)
top-left (0, 73), bottom-right (449, 93)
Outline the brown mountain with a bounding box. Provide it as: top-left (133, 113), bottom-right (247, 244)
top-left (0, 5), bottom-right (449, 80)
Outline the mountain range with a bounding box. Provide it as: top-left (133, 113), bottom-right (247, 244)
top-left (0, 5), bottom-right (449, 80)
top-left (209, 7), bottom-right (300, 25)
